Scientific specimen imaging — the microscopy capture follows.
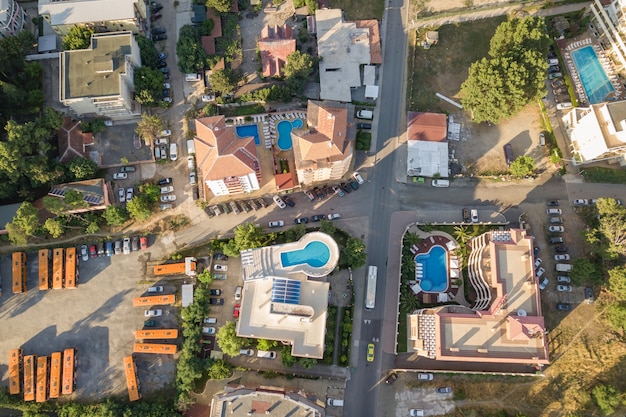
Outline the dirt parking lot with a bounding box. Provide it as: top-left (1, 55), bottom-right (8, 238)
top-left (0, 244), bottom-right (177, 400)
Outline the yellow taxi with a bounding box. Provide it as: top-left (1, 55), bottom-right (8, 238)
top-left (367, 343), bottom-right (375, 362)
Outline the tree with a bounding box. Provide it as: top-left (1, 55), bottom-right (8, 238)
top-left (135, 113), bottom-right (164, 147)
top-left (284, 224), bottom-right (307, 242)
top-left (6, 202), bottom-right (39, 246)
top-left (605, 303), bottom-right (626, 332)
top-left (134, 67), bottom-right (166, 108)
top-left (216, 321), bottom-right (249, 356)
top-left (319, 220), bottom-right (336, 236)
top-left (305, 0), bottom-right (317, 14)
top-left (596, 198), bottom-right (626, 257)
top-left (209, 68), bottom-right (237, 95)
top-left (85, 221), bottom-right (100, 234)
top-left (591, 384), bottom-right (622, 415)
top-left (207, 359), bottom-right (232, 380)
top-left (135, 35), bottom-right (159, 69)
top-left (67, 157), bottom-right (99, 181)
top-left (62, 26), bottom-right (95, 50)
top-left (608, 266), bottom-right (626, 300)
top-left (339, 238), bottom-right (367, 269)
top-left (102, 206), bottom-right (128, 226)
top-left (44, 218), bottom-right (64, 238)
top-left (127, 197), bottom-right (152, 221)
top-left (197, 268), bottom-right (214, 285)
top-left (177, 25), bottom-right (208, 73)
top-left (460, 17), bottom-right (549, 123)
top-left (299, 357), bottom-right (317, 369)
top-left (281, 345), bottom-right (297, 367)
top-left (509, 155), bottom-right (535, 178)
top-left (570, 258), bottom-right (602, 285)
top-left (256, 339), bottom-right (277, 351)
top-left (205, 0), bottom-right (233, 13)
top-left (283, 51), bottom-right (314, 80)
top-left (223, 222), bottom-right (270, 254)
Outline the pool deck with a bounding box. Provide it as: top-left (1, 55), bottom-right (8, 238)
top-left (560, 37), bottom-right (624, 105)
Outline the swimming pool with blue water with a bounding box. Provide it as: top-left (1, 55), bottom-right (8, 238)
top-left (414, 245), bottom-right (448, 293)
top-left (281, 240), bottom-right (330, 268)
top-left (571, 46), bottom-right (615, 104)
top-left (277, 119), bottom-right (304, 151)
top-left (236, 125), bottom-right (261, 146)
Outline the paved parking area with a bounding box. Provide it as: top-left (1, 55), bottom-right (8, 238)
top-left (201, 256), bottom-right (243, 328)
top-left (99, 122), bottom-right (153, 166)
top-left (0, 244), bottom-right (176, 400)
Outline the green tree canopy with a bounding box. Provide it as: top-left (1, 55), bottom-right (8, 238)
top-left (207, 359), bottom-right (232, 380)
top-left (608, 266), bottom-right (626, 300)
top-left (134, 67), bottom-right (166, 108)
top-left (6, 201), bottom-right (39, 246)
top-left (221, 222), bottom-right (270, 256)
top-left (62, 26), bottom-right (95, 50)
top-left (339, 237), bottom-right (367, 269)
top-left (44, 218), bottom-right (64, 238)
top-left (135, 113), bottom-right (164, 146)
top-left (102, 206), bottom-right (128, 226)
top-left (256, 339), bottom-right (278, 351)
top-left (197, 268), bottom-right (214, 285)
top-left (177, 25), bottom-right (208, 74)
top-left (216, 321), bottom-right (249, 356)
top-left (591, 384), bottom-right (623, 416)
top-left (205, 0), bottom-right (233, 13)
top-left (209, 68), bottom-right (237, 95)
top-left (135, 35), bottom-right (159, 68)
top-left (460, 17), bottom-right (549, 123)
top-left (67, 157), bottom-right (99, 181)
top-left (595, 198), bottom-right (626, 257)
top-left (283, 51), bottom-right (314, 79)
top-left (509, 155), bottom-right (535, 178)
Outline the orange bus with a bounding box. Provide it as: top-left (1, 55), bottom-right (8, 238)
top-left (36, 356), bottom-right (48, 403)
top-left (23, 355), bottom-right (36, 401)
top-left (61, 348), bottom-right (76, 395)
top-left (52, 248), bottom-right (64, 289)
top-left (134, 329), bottom-right (179, 339)
top-left (133, 343), bottom-right (177, 355)
top-left (64, 247), bottom-right (77, 289)
top-left (153, 262), bottom-right (186, 276)
top-left (9, 348), bottom-right (23, 395)
top-left (12, 252), bottom-right (27, 294)
top-left (49, 352), bottom-right (61, 399)
top-left (132, 295), bottom-right (175, 307)
top-left (38, 249), bottom-right (51, 290)
top-left (123, 356), bottom-right (141, 402)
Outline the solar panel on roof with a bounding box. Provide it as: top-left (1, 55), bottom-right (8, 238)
top-left (271, 278), bottom-right (301, 305)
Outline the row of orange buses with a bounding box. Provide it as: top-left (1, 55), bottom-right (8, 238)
top-left (39, 248), bottom-right (79, 290)
top-left (123, 356), bottom-right (141, 402)
top-left (9, 348), bottom-right (76, 402)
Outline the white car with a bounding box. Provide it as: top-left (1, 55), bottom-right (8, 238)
top-left (126, 187), bottom-right (134, 202)
top-left (539, 277), bottom-right (549, 290)
top-left (160, 203), bottom-right (173, 210)
top-left (554, 254), bottom-right (570, 261)
top-left (548, 226), bottom-right (564, 233)
top-left (160, 194), bottom-right (177, 202)
top-left (417, 373), bottom-right (433, 381)
top-left (80, 245), bottom-right (89, 262)
top-left (201, 93), bottom-right (215, 102)
top-left (160, 186), bottom-right (174, 194)
top-left (269, 220), bottom-right (285, 228)
top-left (536, 267), bottom-right (545, 278)
top-left (409, 410), bottom-right (425, 417)
top-left (155, 137), bottom-right (169, 145)
top-left (163, 82), bottom-right (171, 89)
top-left (327, 213), bottom-right (342, 220)
top-left (145, 309), bottom-right (163, 317)
top-left (214, 264), bottom-right (228, 272)
top-left (353, 171), bottom-right (365, 184)
top-left (104, 120), bottom-right (113, 127)
top-left (160, 129), bottom-right (172, 137)
top-left (147, 286), bottom-right (164, 293)
top-left (169, 143), bottom-right (178, 161)
top-left (573, 199), bottom-right (588, 206)
top-left (557, 276), bottom-right (571, 283)
top-left (118, 188), bottom-right (125, 203)
top-left (202, 327), bottom-right (216, 335)
top-left (557, 285), bottom-right (573, 292)
top-left (189, 172), bottom-right (196, 185)
top-left (534, 258), bottom-right (542, 268)
top-left (123, 237), bottom-right (131, 255)
top-left (273, 195), bottom-right (286, 209)
top-left (154, 146), bottom-right (162, 160)
top-left (187, 156), bottom-right (195, 170)
top-left (113, 172), bottom-right (127, 180)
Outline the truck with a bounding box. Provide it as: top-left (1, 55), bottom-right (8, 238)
top-left (555, 263), bottom-right (572, 272)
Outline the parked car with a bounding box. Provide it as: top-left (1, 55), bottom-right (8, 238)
top-left (534, 258), bottom-right (542, 268)
top-left (202, 327), bottom-right (216, 335)
top-left (201, 93), bottom-right (216, 102)
top-left (140, 236), bottom-right (148, 250)
top-left (548, 226), bottom-right (564, 233)
top-left (551, 79), bottom-right (564, 88)
top-left (213, 252), bottom-right (229, 261)
top-left (213, 273), bottom-right (227, 280)
top-left (557, 285), bottom-right (573, 292)
top-left (187, 156), bottom-right (195, 170)
top-left (311, 215), bottom-right (325, 222)
top-left (462, 208), bottom-right (471, 223)
top-left (549, 217), bottom-right (563, 224)
top-left (113, 172), bottom-right (127, 180)
top-left (152, 33), bottom-right (167, 41)
top-left (209, 298), bottom-right (225, 305)
top-left (160, 194), bottom-right (176, 202)
top-left (349, 180), bottom-right (359, 190)
top-left (332, 185), bottom-right (345, 197)
top-left (409, 410), bottom-right (425, 417)
top-left (145, 309), bottom-right (163, 317)
top-left (548, 72), bottom-right (562, 80)
top-left (233, 304), bottom-right (241, 318)
top-left (229, 201), bottom-right (241, 214)
top-left (144, 320), bottom-right (157, 327)
top-left (214, 264), bottom-right (228, 272)
top-left (385, 372), bottom-right (398, 385)
top-left (152, 27), bottom-right (166, 35)
top-left (557, 276), bottom-right (571, 283)
top-left (105, 241), bottom-right (114, 256)
top-left (118, 188), bottom-right (125, 203)
top-left (120, 166), bottom-right (136, 173)
top-left (554, 246), bottom-right (568, 253)
top-left (539, 277), bottom-right (549, 290)
top-left (147, 286), bottom-right (164, 293)
top-left (546, 200), bottom-right (560, 206)
top-left (131, 236), bottom-right (139, 251)
top-left (535, 267), bottom-right (545, 278)
top-left (239, 348), bottom-right (254, 356)
top-left (160, 143), bottom-right (167, 158)
top-left (436, 387), bottom-right (452, 394)
top-left (471, 209), bottom-right (479, 223)
top-left (304, 190), bottom-right (316, 201)
top-left (239, 200), bottom-right (251, 213)
top-left (273, 195), bottom-right (287, 209)
top-left (269, 220), bottom-right (285, 228)
top-left (340, 182), bottom-right (352, 193)
top-left (160, 203), bottom-right (173, 210)
top-left (158, 52), bottom-right (167, 60)
top-left (294, 217), bottom-right (309, 224)
top-left (160, 186), bottom-right (174, 194)
top-left (554, 254), bottom-right (571, 261)
top-left (353, 171), bottom-right (365, 184)
top-left (126, 187), bottom-right (134, 202)
top-left (585, 287), bottom-right (594, 303)
top-left (549, 237), bottom-right (564, 244)
top-left (123, 238), bottom-right (131, 255)
top-left (80, 245), bottom-right (89, 262)
top-left (209, 289), bottom-right (222, 296)
top-left (327, 213), bottom-right (341, 220)
top-left (283, 196), bottom-right (295, 207)
top-left (556, 303), bottom-right (572, 311)
top-left (357, 123), bottom-right (372, 129)
top-left (256, 198), bottom-right (268, 208)
top-left (157, 178), bottom-right (173, 187)
top-left (169, 143), bottom-right (178, 161)
top-left (366, 343), bottom-right (375, 362)
top-left (313, 187), bottom-right (325, 199)
top-left (573, 199), bottom-right (588, 206)
top-left (417, 373), bottom-right (433, 381)
top-left (97, 242), bottom-right (104, 256)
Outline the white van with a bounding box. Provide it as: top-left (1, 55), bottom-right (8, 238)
top-left (556, 263), bottom-right (572, 272)
top-left (327, 398), bottom-right (344, 407)
top-left (186, 139), bottom-right (196, 155)
top-left (234, 286), bottom-right (242, 301)
top-left (169, 143), bottom-right (178, 161)
top-left (256, 350), bottom-right (276, 359)
top-left (548, 58), bottom-right (559, 66)
top-left (432, 179), bottom-right (449, 188)
top-left (356, 110), bottom-right (373, 120)
top-left (185, 73), bottom-right (202, 82)
top-left (556, 102), bottom-right (572, 110)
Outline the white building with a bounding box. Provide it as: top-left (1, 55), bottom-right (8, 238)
top-left (561, 101), bottom-right (626, 165)
top-left (59, 32), bottom-right (141, 117)
top-left (0, 0), bottom-right (27, 38)
top-left (590, 0), bottom-right (626, 76)
top-left (406, 111), bottom-right (449, 178)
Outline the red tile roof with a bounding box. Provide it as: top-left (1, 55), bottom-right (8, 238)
top-left (58, 117), bottom-right (89, 163)
top-left (201, 36), bottom-right (216, 55)
top-left (407, 111), bottom-right (447, 142)
top-left (356, 20), bottom-right (382, 64)
top-left (193, 116), bottom-right (261, 181)
top-left (201, 9), bottom-right (222, 56)
top-left (259, 25), bottom-right (296, 78)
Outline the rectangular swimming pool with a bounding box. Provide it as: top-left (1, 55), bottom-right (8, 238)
top-left (571, 46), bottom-right (614, 104)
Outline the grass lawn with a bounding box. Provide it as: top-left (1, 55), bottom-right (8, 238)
top-left (407, 17), bottom-right (506, 112)
top-left (329, 0), bottom-right (384, 20)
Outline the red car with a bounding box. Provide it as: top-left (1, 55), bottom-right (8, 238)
top-left (140, 236), bottom-right (148, 250)
top-left (233, 304), bottom-right (240, 319)
top-left (89, 245), bottom-right (97, 258)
